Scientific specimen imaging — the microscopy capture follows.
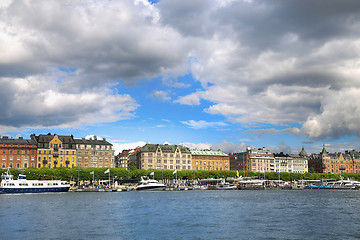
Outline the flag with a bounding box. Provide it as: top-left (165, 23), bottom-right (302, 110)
top-left (150, 172), bottom-right (154, 176)
top-left (173, 170), bottom-right (177, 174)
top-left (90, 171), bottom-right (94, 175)
top-left (104, 169), bottom-right (110, 174)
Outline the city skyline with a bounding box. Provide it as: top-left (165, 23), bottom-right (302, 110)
top-left (1, 1), bottom-right (360, 155)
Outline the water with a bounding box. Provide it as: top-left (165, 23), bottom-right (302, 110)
top-left (0, 190), bottom-right (360, 240)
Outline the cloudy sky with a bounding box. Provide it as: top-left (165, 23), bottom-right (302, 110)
top-left (1, 0), bottom-right (360, 154)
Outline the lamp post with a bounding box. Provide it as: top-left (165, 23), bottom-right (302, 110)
top-left (76, 169), bottom-right (81, 187)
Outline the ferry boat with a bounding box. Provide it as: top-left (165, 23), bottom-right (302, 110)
top-left (136, 177), bottom-right (165, 191)
top-left (0, 169), bottom-right (70, 194)
top-left (216, 180), bottom-right (237, 190)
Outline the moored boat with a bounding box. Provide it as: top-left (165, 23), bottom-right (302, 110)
top-left (136, 177), bottom-right (165, 191)
top-left (0, 169), bottom-right (70, 194)
top-left (216, 180), bottom-right (237, 190)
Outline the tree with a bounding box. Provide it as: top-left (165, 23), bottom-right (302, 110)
top-left (128, 162), bottom-right (137, 171)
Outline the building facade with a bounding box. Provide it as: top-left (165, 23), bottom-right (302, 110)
top-left (32, 134), bottom-right (77, 168)
top-left (191, 150), bottom-right (229, 171)
top-left (0, 136), bottom-right (37, 169)
top-left (274, 148), bottom-right (308, 173)
top-left (135, 144), bottom-right (192, 170)
top-left (230, 147), bottom-right (275, 172)
top-left (115, 148), bottom-right (139, 169)
top-left (309, 146), bottom-right (360, 174)
top-left (75, 137), bottom-right (114, 168)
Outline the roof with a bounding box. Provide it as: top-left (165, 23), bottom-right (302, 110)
top-left (0, 136), bottom-right (37, 145)
top-left (139, 143), bottom-right (190, 153)
top-left (74, 138), bottom-right (112, 146)
top-left (191, 149), bottom-right (228, 156)
top-left (32, 133), bottom-right (76, 144)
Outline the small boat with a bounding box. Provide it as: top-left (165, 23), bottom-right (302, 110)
top-left (216, 180), bottom-right (237, 190)
top-left (136, 177), bottom-right (165, 191)
top-left (307, 177), bottom-right (357, 190)
top-left (0, 169), bottom-right (70, 194)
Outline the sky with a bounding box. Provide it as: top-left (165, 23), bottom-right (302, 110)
top-left (1, 0), bottom-right (360, 155)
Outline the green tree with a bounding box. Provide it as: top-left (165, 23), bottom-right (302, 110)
top-left (128, 162), bottom-right (137, 171)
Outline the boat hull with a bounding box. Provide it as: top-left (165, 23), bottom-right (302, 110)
top-left (136, 185), bottom-right (165, 191)
top-left (0, 187), bottom-right (70, 194)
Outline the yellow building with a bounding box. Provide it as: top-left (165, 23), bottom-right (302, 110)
top-left (31, 134), bottom-right (77, 168)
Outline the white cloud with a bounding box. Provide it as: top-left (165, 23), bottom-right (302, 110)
top-left (0, 72), bottom-right (139, 128)
top-left (175, 92), bottom-right (202, 105)
top-left (244, 128), bottom-right (302, 137)
top-left (180, 140), bottom-right (246, 154)
top-left (302, 88), bottom-right (360, 140)
top-left (180, 142), bottom-right (212, 151)
top-left (2, 0), bottom-right (360, 142)
top-left (110, 141), bottom-right (147, 155)
top-left (150, 90), bottom-right (171, 101)
top-left (181, 120), bottom-right (228, 129)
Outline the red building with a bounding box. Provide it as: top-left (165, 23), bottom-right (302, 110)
top-left (309, 146), bottom-right (360, 174)
top-left (0, 136), bottom-right (37, 169)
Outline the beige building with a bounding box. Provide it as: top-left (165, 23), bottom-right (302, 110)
top-left (274, 151), bottom-right (308, 173)
top-left (191, 150), bottom-right (229, 171)
top-left (230, 147), bottom-right (275, 172)
top-left (135, 144), bottom-right (191, 170)
top-left (75, 137), bottom-right (114, 168)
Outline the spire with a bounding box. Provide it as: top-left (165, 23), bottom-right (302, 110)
top-left (320, 144), bottom-right (328, 155)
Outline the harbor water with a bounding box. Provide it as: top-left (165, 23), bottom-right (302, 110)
top-left (0, 190), bottom-right (360, 240)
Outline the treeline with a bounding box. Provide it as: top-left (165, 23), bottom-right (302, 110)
top-left (1, 167), bottom-right (360, 182)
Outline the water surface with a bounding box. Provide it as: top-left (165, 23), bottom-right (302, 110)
top-left (0, 190), bottom-right (359, 239)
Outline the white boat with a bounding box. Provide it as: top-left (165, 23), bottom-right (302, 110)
top-left (136, 177), bottom-right (165, 191)
top-left (0, 169), bottom-right (70, 194)
top-left (216, 180), bottom-right (237, 190)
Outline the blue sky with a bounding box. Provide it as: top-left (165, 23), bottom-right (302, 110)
top-left (1, 0), bottom-right (360, 155)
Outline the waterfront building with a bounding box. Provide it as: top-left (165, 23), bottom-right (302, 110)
top-left (115, 148), bottom-right (138, 169)
top-left (74, 137), bottom-right (114, 168)
top-left (135, 144), bottom-right (191, 170)
top-left (309, 146), bottom-right (360, 174)
top-left (31, 134), bottom-right (77, 168)
top-left (0, 136), bottom-right (37, 169)
top-left (230, 147), bottom-right (275, 172)
top-left (273, 148), bottom-right (308, 173)
top-left (191, 149), bottom-right (229, 171)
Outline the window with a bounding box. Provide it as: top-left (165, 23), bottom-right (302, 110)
top-left (10, 156), bottom-right (13, 161)
top-left (9, 163), bottom-right (13, 168)
top-left (2, 163), bottom-right (5, 168)
top-left (17, 156), bottom-right (20, 161)
top-left (2, 156), bottom-right (5, 161)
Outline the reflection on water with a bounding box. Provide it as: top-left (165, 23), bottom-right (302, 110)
top-left (0, 190), bottom-right (359, 240)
